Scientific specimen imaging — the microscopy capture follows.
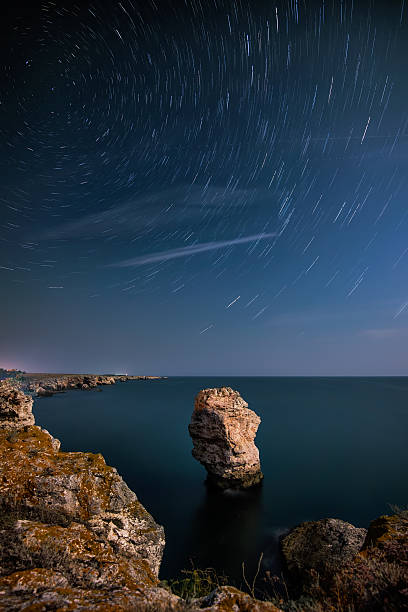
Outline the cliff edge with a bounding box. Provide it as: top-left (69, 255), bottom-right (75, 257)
top-left (0, 379), bottom-right (279, 611)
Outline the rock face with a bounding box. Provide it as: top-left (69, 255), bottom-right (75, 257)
top-left (0, 379), bottom-right (34, 427)
top-left (0, 378), bottom-right (279, 611)
top-left (197, 586), bottom-right (282, 611)
top-left (0, 379), bottom-right (175, 610)
top-left (189, 387), bottom-right (263, 489)
top-left (281, 518), bottom-right (367, 582)
top-left (26, 374), bottom-right (119, 395)
top-left (21, 373), bottom-right (166, 397)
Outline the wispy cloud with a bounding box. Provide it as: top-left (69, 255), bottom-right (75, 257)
top-left (108, 232), bottom-right (278, 268)
top-left (43, 184), bottom-right (265, 239)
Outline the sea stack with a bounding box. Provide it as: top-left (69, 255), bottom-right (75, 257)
top-left (189, 387), bottom-right (263, 489)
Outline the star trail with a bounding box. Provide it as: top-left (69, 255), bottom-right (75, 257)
top-left (1, 0), bottom-right (408, 375)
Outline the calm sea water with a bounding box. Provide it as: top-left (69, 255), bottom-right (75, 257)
top-left (33, 377), bottom-right (408, 586)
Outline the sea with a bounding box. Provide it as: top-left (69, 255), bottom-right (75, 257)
top-left (33, 376), bottom-right (408, 587)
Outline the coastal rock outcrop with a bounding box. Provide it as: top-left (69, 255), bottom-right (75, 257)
top-left (0, 379), bottom-right (34, 427)
top-left (197, 586), bottom-right (282, 611)
top-left (0, 378), bottom-right (285, 611)
top-left (189, 387), bottom-right (263, 489)
top-left (27, 374), bottom-right (119, 395)
top-left (279, 513), bottom-right (408, 610)
top-left (22, 373), bottom-right (166, 397)
top-left (332, 512), bottom-right (408, 610)
top-left (0, 379), bottom-right (176, 610)
top-left (281, 518), bottom-right (367, 581)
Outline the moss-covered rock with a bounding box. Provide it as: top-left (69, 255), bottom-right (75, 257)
top-left (0, 570), bottom-right (182, 611)
top-left (0, 426), bottom-right (165, 575)
top-left (197, 585), bottom-right (282, 611)
top-left (328, 514), bottom-right (408, 611)
top-left (0, 380), bottom-right (283, 611)
top-left (0, 379), bottom-right (34, 428)
top-left (281, 518), bottom-right (367, 583)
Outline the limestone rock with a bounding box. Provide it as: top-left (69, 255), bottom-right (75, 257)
top-left (189, 387), bottom-right (263, 489)
top-left (281, 518), bottom-right (367, 581)
top-left (0, 384), bottom-right (172, 610)
top-left (0, 379), bottom-right (34, 428)
top-left (87, 503), bottom-right (166, 576)
top-left (0, 382), bottom-right (283, 611)
top-left (197, 586), bottom-right (282, 611)
top-left (362, 512), bottom-right (408, 552)
top-left (36, 386), bottom-right (54, 397)
top-left (329, 513), bottom-right (408, 610)
top-left (0, 570), bottom-right (182, 611)
top-left (0, 425), bottom-right (165, 576)
top-left (1, 519), bottom-right (157, 590)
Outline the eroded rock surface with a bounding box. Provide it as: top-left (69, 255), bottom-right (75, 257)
top-left (280, 514), bottom-right (408, 610)
top-left (0, 378), bottom-right (279, 611)
top-left (0, 379), bottom-right (34, 427)
top-left (197, 586), bottom-right (282, 611)
top-left (334, 513), bottom-right (408, 610)
top-left (281, 518), bottom-right (367, 581)
top-left (21, 373), bottom-right (166, 396)
top-left (189, 387), bottom-right (263, 489)
top-left (0, 569), bottom-right (182, 611)
top-left (0, 379), bottom-right (172, 610)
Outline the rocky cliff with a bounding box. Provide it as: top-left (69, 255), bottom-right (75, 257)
top-left (0, 378), bottom-right (177, 610)
top-left (0, 379), bottom-right (35, 427)
top-left (0, 379), bottom-right (279, 611)
top-left (189, 387), bottom-right (263, 489)
top-left (23, 373), bottom-right (165, 396)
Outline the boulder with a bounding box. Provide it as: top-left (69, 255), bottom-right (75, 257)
top-left (189, 387), bottom-right (263, 489)
top-left (198, 585), bottom-right (282, 611)
top-left (0, 425), bottom-right (165, 576)
top-left (362, 513), bottom-right (408, 552)
top-left (281, 518), bottom-right (367, 581)
top-left (328, 513), bottom-right (408, 610)
top-left (36, 386), bottom-right (54, 397)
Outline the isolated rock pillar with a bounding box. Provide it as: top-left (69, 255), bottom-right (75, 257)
top-left (189, 387), bottom-right (263, 489)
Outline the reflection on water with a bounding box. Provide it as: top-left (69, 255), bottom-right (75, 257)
top-left (186, 484), bottom-right (264, 580)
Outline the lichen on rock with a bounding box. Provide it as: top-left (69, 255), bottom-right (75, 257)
top-left (189, 387), bottom-right (263, 489)
top-left (0, 378), bottom-right (35, 428)
top-left (0, 379), bottom-right (283, 611)
top-left (279, 513), bottom-right (408, 610)
top-left (197, 585), bottom-right (282, 611)
top-left (0, 375), bottom-right (171, 610)
top-left (281, 518), bottom-right (367, 582)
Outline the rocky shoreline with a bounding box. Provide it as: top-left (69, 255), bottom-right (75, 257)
top-left (0, 378), bottom-right (406, 611)
top-left (0, 379), bottom-right (280, 611)
top-left (20, 373), bottom-right (166, 397)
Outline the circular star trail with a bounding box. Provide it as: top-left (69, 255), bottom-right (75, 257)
top-left (1, 0), bottom-right (408, 374)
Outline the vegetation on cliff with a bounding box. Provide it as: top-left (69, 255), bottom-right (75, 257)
top-left (0, 378), bottom-right (406, 610)
top-left (0, 378), bottom-right (278, 611)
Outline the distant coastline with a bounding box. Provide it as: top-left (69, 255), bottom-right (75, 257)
top-left (1, 370), bottom-right (166, 397)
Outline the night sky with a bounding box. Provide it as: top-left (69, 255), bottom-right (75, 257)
top-left (1, 0), bottom-right (408, 375)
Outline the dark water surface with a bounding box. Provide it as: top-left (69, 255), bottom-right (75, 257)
top-left (34, 377), bottom-right (408, 585)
